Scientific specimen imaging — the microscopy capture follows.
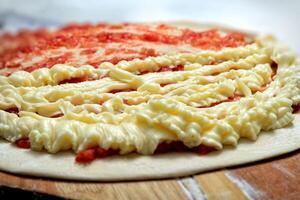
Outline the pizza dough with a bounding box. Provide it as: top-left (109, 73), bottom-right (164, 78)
top-left (0, 22), bottom-right (299, 181)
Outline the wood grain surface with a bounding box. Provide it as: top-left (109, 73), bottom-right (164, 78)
top-left (0, 150), bottom-right (299, 200)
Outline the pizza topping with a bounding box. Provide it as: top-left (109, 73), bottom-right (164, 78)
top-left (75, 149), bottom-right (96, 163)
top-left (0, 23), bottom-right (249, 76)
top-left (76, 143), bottom-right (215, 163)
top-left (50, 113), bottom-right (64, 118)
top-left (0, 24), bottom-right (299, 160)
top-left (4, 107), bottom-right (19, 115)
top-left (154, 141), bottom-right (189, 153)
top-left (154, 142), bottom-right (216, 154)
top-left (195, 145), bottom-right (216, 155)
top-left (292, 104), bottom-right (300, 113)
top-left (15, 138), bottom-right (31, 149)
top-left (58, 76), bottom-right (90, 85)
top-left (75, 147), bottom-right (119, 163)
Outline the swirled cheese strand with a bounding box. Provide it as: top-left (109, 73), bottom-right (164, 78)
top-left (0, 31), bottom-right (299, 156)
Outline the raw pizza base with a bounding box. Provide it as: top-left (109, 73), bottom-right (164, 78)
top-left (0, 22), bottom-right (300, 181)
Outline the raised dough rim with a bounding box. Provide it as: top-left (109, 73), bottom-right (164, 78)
top-left (0, 21), bottom-right (299, 181)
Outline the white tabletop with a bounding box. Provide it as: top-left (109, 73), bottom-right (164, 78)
top-left (0, 0), bottom-right (299, 53)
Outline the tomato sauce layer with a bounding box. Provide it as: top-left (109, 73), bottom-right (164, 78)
top-left (75, 142), bottom-right (216, 164)
top-left (0, 23), bottom-right (249, 75)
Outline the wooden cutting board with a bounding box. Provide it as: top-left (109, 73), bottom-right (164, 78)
top-left (0, 150), bottom-right (299, 200)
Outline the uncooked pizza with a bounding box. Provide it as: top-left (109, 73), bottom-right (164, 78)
top-left (0, 22), bottom-right (299, 181)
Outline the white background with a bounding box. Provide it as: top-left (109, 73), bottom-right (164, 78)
top-left (0, 0), bottom-right (299, 53)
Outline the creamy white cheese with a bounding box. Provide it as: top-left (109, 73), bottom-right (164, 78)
top-left (0, 35), bottom-right (299, 154)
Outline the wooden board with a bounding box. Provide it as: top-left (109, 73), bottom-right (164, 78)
top-left (0, 150), bottom-right (299, 200)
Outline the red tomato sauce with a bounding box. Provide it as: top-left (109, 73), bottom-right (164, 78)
top-left (0, 23), bottom-right (249, 75)
top-left (75, 142), bottom-right (215, 164)
top-left (4, 107), bottom-right (19, 115)
top-left (15, 137), bottom-right (31, 149)
top-left (58, 76), bottom-right (90, 85)
top-left (50, 113), bottom-right (64, 118)
top-left (292, 105), bottom-right (300, 113)
top-left (75, 147), bottom-right (119, 163)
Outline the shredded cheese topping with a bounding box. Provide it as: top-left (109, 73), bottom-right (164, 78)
top-left (0, 31), bottom-right (299, 155)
